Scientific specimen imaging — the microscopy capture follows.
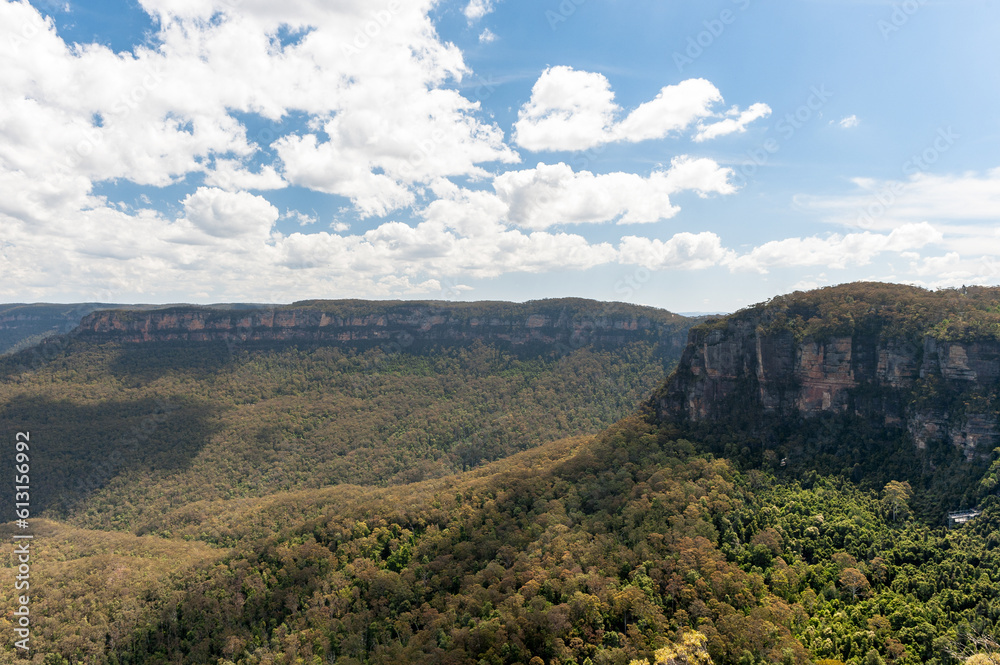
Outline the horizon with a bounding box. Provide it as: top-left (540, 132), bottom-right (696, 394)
top-left (1, 277), bottom-right (992, 316)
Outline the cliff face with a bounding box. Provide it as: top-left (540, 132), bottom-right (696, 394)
top-left (72, 300), bottom-right (695, 353)
top-left (656, 286), bottom-right (1000, 461)
top-left (0, 303), bottom-right (112, 355)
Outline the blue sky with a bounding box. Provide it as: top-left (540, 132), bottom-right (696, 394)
top-left (1, 0), bottom-right (998, 312)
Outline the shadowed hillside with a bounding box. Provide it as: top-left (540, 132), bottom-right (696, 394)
top-left (0, 298), bottom-right (697, 531)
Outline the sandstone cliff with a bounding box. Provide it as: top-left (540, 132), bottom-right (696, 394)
top-left (656, 284), bottom-right (1000, 460)
top-left (70, 298), bottom-right (695, 354)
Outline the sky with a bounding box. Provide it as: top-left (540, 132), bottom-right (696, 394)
top-left (1, 0), bottom-right (998, 313)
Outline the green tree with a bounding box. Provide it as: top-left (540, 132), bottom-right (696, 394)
top-left (881, 481), bottom-right (913, 521)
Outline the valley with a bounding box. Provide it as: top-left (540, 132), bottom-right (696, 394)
top-left (1, 285), bottom-right (999, 665)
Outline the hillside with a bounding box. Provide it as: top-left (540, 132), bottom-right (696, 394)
top-left (0, 303), bottom-right (110, 355)
top-left (654, 283), bottom-right (1000, 515)
top-left (0, 298), bottom-right (696, 531)
top-left (0, 303), bottom-right (271, 358)
top-left (4, 416), bottom-right (1000, 665)
top-left (4, 285), bottom-right (1000, 665)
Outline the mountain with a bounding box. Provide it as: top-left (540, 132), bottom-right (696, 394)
top-left (654, 282), bottom-right (1000, 512)
top-left (5, 285), bottom-right (1000, 665)
top-left (71, 299), bottom-right (693, 350)
top-left (0, 303), bottom-right (111, 355)
top-left (0, 298), bottom-right (697, 531)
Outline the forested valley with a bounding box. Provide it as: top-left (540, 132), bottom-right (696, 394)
top-left (2, 287), bottom-right (1000, 665)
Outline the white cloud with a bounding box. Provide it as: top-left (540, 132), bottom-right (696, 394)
top-left (491, 157), bottom-right (736, 229)
top-left (801, 168), bottom-right (1000, 230)
top-left (838, 115), bottom-right (860, 129)
top-left (464, 0), bottom-right (494, 23)
top-left (204, 159), bottom-right (286, 191)
top-left (615, 79), bottom-right (724, 143)
top-left (619, 232), bottom-right (734, 270)
top-left (181, 187), bottom-right (279, 238)
top-left (0, 0), bottom-right (517, 222)
top-left (513, 68), bottom-right (768, 151)
top-left (479, 28), bottom-right (497, 43)
top-left (283, 210), bottom-right (318, 226)
top-left (513, 67), bottom-right (619, 152)
top-left (694, 103), bottom-right (772, 142)
top-left (0, 0), bottom-right (803, 304)
top-left (726, 222), bottom-right (943, 273)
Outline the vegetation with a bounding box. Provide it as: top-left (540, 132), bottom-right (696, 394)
top-left (730, 283), bottom-right (1000, 343)
top-left (0, 302), bottom-right (689, 531)
top-left (4, 416), bottom-right (1000, 665)
top-left (3, 286), bottom-right (1000, 665)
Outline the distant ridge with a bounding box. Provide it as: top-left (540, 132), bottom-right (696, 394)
top-left (70, 298), bottom-right (695, 351)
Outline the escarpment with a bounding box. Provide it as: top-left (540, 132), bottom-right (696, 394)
top-left (70, 298), bottom-right (697, 353)
top-left (656, 283), bottom-right (1000, 460)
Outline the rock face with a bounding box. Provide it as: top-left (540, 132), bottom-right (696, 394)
top-left (0, 303), bottom-right (112, 355)
top-left (657, 293), bottom-right (1000, 461)
top-left (70, 299), bottom-right (695, 354)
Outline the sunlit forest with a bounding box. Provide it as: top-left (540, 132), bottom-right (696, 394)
top-left (2, 286), bottom-right (1000, 665)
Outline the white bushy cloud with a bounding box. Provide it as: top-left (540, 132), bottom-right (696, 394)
top-left (492, 157), bottom-right (735, 229)
top-left (726, 223), bottom-right (943, 273)
top-left (464, 0), bottom-right (494, 23)
top-left (512, 67), bottom-right (619, 152)
top-left (619, 232), bottom-right (734, 270)
top-left (181, 187), bottom-right (279, 238)
top-left (513, 67), bottom-right (768, 151)
top-left (6, 0), bottom-right (961, 304)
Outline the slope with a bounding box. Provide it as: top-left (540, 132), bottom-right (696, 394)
top-left (0, 298), bottom-right (695, 531)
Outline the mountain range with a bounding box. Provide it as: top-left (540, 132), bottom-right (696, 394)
top-left (1, 283), bottom-right (999, 665)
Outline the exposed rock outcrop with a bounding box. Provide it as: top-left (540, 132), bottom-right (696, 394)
top-left (656, 284), bottom-right (1000, 460)
top-left (70, 299), bottom-right (696, 353)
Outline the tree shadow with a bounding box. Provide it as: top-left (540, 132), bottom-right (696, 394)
top-left (0, 393), bottom-right (225, 520)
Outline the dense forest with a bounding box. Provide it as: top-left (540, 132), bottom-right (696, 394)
top-left (2, 285), bottom-right (1000, 665)
top-left (0, 300), bottom-right (692, 530)
top-left (3, 416), bottom-right (1000, 665)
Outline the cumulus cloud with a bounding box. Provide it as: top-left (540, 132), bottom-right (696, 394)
top-left (726, 223), bottom-right (943, 273)
top-left (204, 159), bottom-right (286, 191)
top-left (464, 0), bottom-right (494, 23)
top-left (512, 67), bottom-right (619, 152)
top-left (0, 0), bottom-right (517, 221)
top-left (182, 187), bottom-right (279, 238)
top-left (493, 157), bottom-right (736, 229)
top-left (513, 67), bottom-right (768, 151)
top-left (619, 232), bottom-right (734, 270)
top-left (1, 0), bottom-right (858, 305)
top-left (615, 79), bottom-right (725, 143)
